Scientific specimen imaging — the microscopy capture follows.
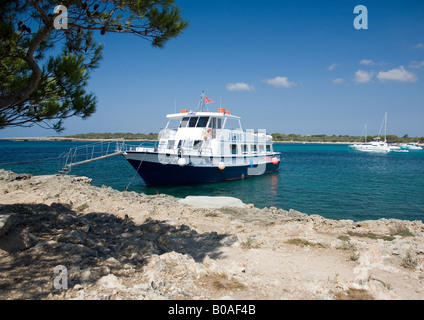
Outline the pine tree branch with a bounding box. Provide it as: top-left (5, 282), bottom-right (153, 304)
top-left (0, 21), bottom-right (53, 110)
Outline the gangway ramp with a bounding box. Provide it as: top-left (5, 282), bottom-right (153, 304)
top-left (59, 141), bottom-right (126, 174)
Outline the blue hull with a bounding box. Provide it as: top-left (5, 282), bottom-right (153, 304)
top-left (126, 158), bottom-right (280, 186)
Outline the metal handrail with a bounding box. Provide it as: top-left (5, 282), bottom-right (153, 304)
top-left (59, 141), bottom-right (127, 174)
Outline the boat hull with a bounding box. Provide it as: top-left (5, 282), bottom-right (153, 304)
top-left (351, 147), bottom-right (390, 153)
top-left (350, 143), bottom-right (390, 153)
top-left (123, 151), bottom-right (280, 185)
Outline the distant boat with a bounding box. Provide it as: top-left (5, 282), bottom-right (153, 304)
top-left (350, 137), bottom-right (391, 153)
top-left (388, 143), bottom-right (402, 151)
top-left (402, 142), bottom-right (422, 150)
top-left (350, 114), bottom-right (391, 153)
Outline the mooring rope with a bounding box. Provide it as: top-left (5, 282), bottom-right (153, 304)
top-left (124, 152), bottom-right (146, 191)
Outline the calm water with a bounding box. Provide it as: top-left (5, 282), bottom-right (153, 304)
top-left (1, 140), bottom-right (423, 222)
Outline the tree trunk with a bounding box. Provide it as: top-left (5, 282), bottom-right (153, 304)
top-left (0, 22), bottom-right (53, 110)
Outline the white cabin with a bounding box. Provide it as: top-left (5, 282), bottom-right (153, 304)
top-left (151, 109), bottom-right (274, 158)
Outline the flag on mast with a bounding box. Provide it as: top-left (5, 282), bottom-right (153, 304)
top-left (204, 96), bottom-right (214, 104)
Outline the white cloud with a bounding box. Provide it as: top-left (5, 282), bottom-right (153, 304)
top-left (265, 76), bottom-right (296, 88)
top-left (328, 63), bottom-right (338, 71)
top-left (412, 43), bottom-right (424, 49)
top-left (409, 60), bottom-right (424, 69)
top-left (353, 70), bottom-right (374, 83)
top-left (333, 78), bottom-right (344, 84)
top-left (360, 59), bottom-right (374, 65)
top-left (376, 66), bottom-right (417, 82)
top-left (226, 82), bottom-right (254, 92)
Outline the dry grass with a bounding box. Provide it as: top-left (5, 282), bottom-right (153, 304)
top-left (401, 251), bottom-right (418, 269)
top-left (392, 226), bottom-right (415, 237)
top-left (198, 272), bottom-right (246, 291)
top-left (240, 237), bottom-right (261, 249)
top-left (334, 288), bottom-right (374, 300)
top-left (285, 238), bottom-right (312, 247)
top-left (347, 231), bottom-right (395, 242)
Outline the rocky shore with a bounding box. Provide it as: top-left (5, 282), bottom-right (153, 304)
top-left (0, 169), bottom-right (423, 300)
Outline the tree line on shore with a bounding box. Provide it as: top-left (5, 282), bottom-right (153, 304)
top-left (270, 133), bottom-right (424, 143)
top-left (65, 132), bottom-right (424, 143)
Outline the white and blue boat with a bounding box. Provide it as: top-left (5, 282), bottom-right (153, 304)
top-left (121, 94), bottom-right (281, 185)
top-left (401, 142), bottom-right (422, 150)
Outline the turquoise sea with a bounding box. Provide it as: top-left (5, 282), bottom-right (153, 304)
top-left (1, 140), bottom-right (423, 222)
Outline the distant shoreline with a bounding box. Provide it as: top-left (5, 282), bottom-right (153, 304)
top-left (0, 136), bottom-right (356, 144)
top-left (1, 136), bottom-right (423, 146)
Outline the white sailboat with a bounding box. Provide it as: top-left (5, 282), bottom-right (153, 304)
top-left (350, 113), bottom-right (391, 153)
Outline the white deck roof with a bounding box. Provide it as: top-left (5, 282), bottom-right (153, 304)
top-left (166, 111), bottom-right (241, 120)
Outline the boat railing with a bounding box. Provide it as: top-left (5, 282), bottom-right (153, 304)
top-left (124, 141), bottom-right (158, 152)
top-left (216, 130), bottom-right (272, 143)
top-left (156, 143), bottom-right (214, 156)
top-left (59, 141), bottom-right (126, 174)
top-left (59, 140), bottom-right (158, 174)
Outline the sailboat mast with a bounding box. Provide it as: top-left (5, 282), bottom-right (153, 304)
top-left (384, 112), bottom-right (387, 142)
top-left (365, 123), bottom-right (367, 143)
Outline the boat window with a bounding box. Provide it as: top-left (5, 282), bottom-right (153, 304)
top-left (182, 140), bottom-right (191, 148)
top-left (210, 118), bottom-right (222, 129)
top-left (193, 140), bottom-right (203, 150)
top-left (179, 117), bottom-right (189, 128)
top-left (242, 144), bottom-right (248, 154)
top-left (266, 144), bottom-right (272, 152)
top-left (231, 144), bottom-right (238, 155)
top-left (167, 119), bottom-right (180, 130)
top-left (224, 118), bottom-right (241, 130)
top-left (251, 144), bottom-right (257, 153)
top-left (188, 117), bottom-right (199, 127)
top-left (167, 140), bottom-right (175, 149)
top-left (259, 145), bottom-right (265, 153)
top-left (196, 117), bottom-right (209, 128)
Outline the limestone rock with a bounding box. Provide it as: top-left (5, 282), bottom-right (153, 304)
top-left (0, 169), bottom-right (423, 300)
top-left (0, 213), bottom-right (16, 238)
top-left (179, 196), bottom-right (245, 209)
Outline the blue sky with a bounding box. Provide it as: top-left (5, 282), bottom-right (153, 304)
top-left (2, 0), bottom-right (424, 138)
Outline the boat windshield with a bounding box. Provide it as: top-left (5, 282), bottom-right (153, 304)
top-left (188, 117), bottom-right (198, 127)
top-left (210, 118), bottom-right (222, 129)
top-left (178, 116), bottom-right (211, 128)
top-left (166, 119), bottom-right (181, 130)
top-left (179, 116), bottom-right (211, 128)
top-left (179, 117), bottom-right (190, 128)
top-left (196, 117), bottom-right (209, 127)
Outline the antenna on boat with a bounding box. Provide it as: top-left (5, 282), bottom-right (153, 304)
top-left (197, 91), bottom-right (214, 111)
top-left (198, 91), bottom-right (207, 112)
